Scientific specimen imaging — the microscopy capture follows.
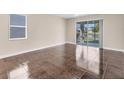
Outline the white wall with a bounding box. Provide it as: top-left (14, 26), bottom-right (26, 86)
top-left (66, 14), bottom-right (124, 51)
top-left (122, 16), bottom-right (124, 52)
top-left (0, 14), bottom-right (66, 58)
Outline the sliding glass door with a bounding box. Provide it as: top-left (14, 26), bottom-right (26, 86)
top-left (76, 20), bottom-right (102, 48)
top-left (76, 20), bottom-right (103, 74)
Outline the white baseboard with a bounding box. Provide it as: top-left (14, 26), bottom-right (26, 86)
top-left (66, 42), bottom-right (76, 45)
top-left (0, 42), bottom-right (66, 59)
top-left (104, 47), bottom-right (124, 53)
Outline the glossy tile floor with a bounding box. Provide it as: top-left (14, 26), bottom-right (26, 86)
top-left (0, 44), bottom-right (124, 79)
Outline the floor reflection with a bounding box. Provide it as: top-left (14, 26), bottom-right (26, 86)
top-left (8, 61), bottom-right (29, 79)
top-left (76, 45), bottom-right (100, 75)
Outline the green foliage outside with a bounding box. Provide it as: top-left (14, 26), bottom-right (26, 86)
top-left (77, 22), bottom-right (99, 44)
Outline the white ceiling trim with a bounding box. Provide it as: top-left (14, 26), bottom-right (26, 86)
top-left (54, 14), bottom-right (89, 19)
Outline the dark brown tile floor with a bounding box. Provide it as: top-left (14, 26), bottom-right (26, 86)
top-left (0, 44), bottom-right (124, 79)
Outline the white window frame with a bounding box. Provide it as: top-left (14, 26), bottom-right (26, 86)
top-left (9, 14), bottom-right (27, 40)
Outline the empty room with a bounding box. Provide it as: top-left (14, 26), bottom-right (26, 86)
top-left (0, 14), bottom-right (124, 79)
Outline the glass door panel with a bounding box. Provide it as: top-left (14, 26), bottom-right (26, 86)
top-left (87, 20), bottom-right (100, 47)
top-left (76, 21), bottom-right (87, 46)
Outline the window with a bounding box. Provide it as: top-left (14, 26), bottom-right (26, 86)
top-left (9, 14), bottom-right (27, 40)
